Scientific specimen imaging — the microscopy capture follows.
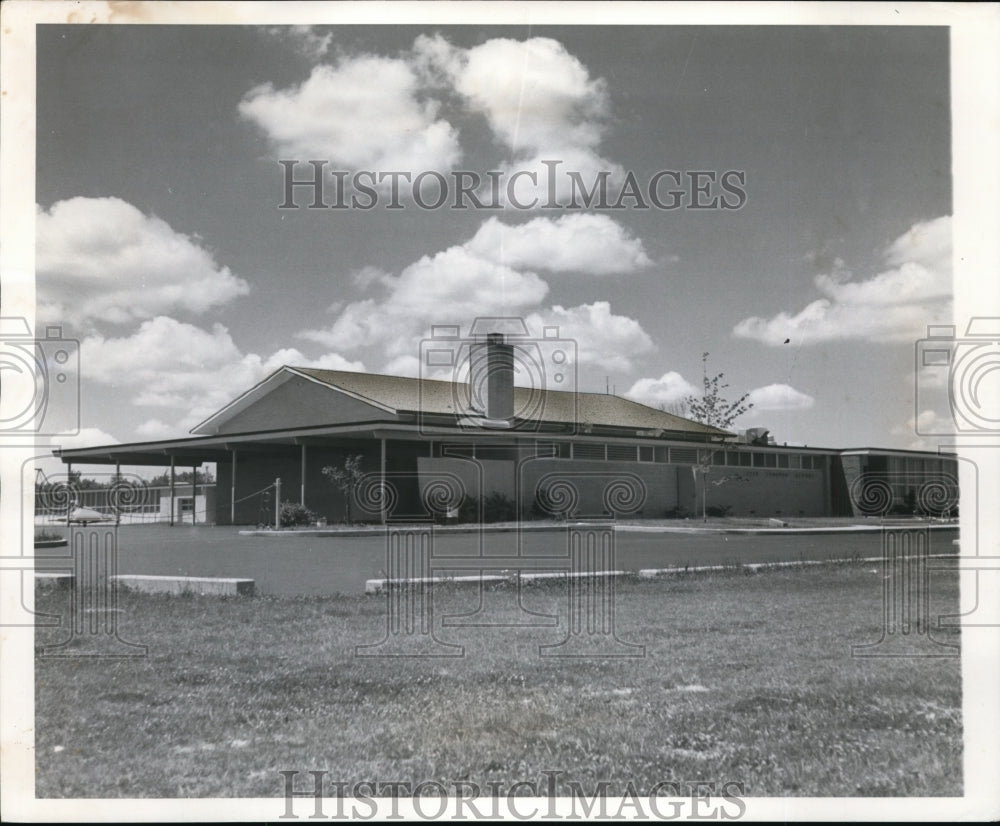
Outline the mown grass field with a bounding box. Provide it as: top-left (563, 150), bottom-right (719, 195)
top-left (34, 561), bottom-right (962, 798)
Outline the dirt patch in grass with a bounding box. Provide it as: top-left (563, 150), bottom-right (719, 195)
top-left (34, 562), bottom-right (962, 798)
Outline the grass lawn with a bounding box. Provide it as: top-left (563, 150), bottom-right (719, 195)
top-left (34, 560), bottom-right (962, 798)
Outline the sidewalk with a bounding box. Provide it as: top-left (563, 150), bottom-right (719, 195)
top-left (240, 517), bottom-right (959, 539)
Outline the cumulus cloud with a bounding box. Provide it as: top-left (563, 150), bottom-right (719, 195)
top-left (419, 35), bottom-right (609, 154)
top-left (239, 56), bottom-right (461, 173)
top-left (746, 383), bottom-right (815, 411)
top-left (526, 302), bottom-right (654, 373)
top-left (300, 247), bottom-right (549, 358)
top-left (733, 216), bottom-right (952, 345)
top-left (134, 418), bottom-right (185, 440)
top-left (81, 316), bottom-right (365, 434)
top-left (46, 427), bottom-right (120, 450)
top-left (264, 25), bottom-right (333, 60)
top-left (892, 409), bottom-right (955, 451)
top-left (35, 427), bottom-right (122, 479)
top-left (240, 34), bottom-right (629, 209)
top-left (625, 372), bottom-right (699, 409)
top-left (414, 34), bottom-right (625, 208)
top-left (300, 216), bottom-right (655, 375)
top-left (36, 197), bottom-right (250, 327)
top-left (467, 213), bottom-right (651, 275)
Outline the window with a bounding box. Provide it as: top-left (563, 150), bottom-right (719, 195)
top-left (739, 452), bottom-right (752, 467)
top-left (574, 442), bottom-right (606, 461)
top-left (777, 454), bottom-right (789, 468)
top-left (607, 444), bottom-right (637, 462)
top-left (763, 453), bottom-right (777, 468)
top-left (638, 446), bottom-right (654, 463)
top-left (670, 447), bottom-right (698, 464)
top-left (654, 446), bottom-right (668, 463)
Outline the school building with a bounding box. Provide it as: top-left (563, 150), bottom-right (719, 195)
top-left (53, 329), bottom-right (958, 524)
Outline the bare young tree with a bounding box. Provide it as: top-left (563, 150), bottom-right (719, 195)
top-left (322, 454), bottom-right (365, 525)
top-left (685, 352), bottom-right (754, 429)
top-left (684, 353), bottom-right (755, 521)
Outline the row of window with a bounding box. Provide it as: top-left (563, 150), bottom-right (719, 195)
top-left (431, 441), bottom-right (827, 470)
top-left (883, 457), bottom-right (955, 477)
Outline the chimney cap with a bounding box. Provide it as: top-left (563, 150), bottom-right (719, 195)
top-left (486, 332), bottom-right (505, 345)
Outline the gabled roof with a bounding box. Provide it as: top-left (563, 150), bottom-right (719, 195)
top-left (280, 366), bottom-right (730, 437)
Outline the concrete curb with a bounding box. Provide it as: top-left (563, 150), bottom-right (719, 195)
top-left (239, 522), bottom-right (589, 539)
top-left (242, 521), bottom-right (959, 539)
top-left (365, 568), bottom-right (630, 595)
top-left (638, 553), bottom-right (958, 579)
top-left (364, 554), bottom-right (960, 593)
top-left (112, 574), bottom-right (255, 596)
top-left (34, 571), bottom-right (74, 588)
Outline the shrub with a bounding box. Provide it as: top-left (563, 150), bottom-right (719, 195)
top-left (279, 500), bottom-right (318, 527)
top-left (664, 506), bottom-right (690, 519)
top-left (443, 492), bottom-right (517, 524)
top-left (34, 530), bottom-right (63, 542)
top-left (705, 504), bottom-right (732, 518)
top-left (483, 491), bottom-right (517, 523)
top-left (457, 495), bottom-right (480, 523)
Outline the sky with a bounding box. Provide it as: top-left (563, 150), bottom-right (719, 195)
top-left (33, 23), bottom-right (954, 462)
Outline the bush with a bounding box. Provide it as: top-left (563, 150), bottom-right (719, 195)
top-left (705, 504), bottom-right (732, 518)
top-left (34, 530), bottom-right (63, 542)
top-left (441, 492), bottom-right (517, 524)
top-left (457, 495), bottom-right (480, 523)
top-left (279, 501), bottom-right (318, 527)
top-left (483, 491), bottom-right (517, 523)
top-left (664, 506), bottom-right (690, 519)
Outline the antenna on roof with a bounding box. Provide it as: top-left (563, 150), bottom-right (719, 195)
top-left (605, 376), bottom-right (609, 395)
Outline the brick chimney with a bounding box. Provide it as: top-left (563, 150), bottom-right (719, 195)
top-left (469, 332), bottom-right (514, 421)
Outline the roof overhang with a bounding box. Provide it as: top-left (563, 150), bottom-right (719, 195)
top-left (53, 418), bottom-right (730, 466)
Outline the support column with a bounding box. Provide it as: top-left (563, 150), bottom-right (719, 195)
top-left (380, 438), bottom-right (387, 525)
top-left (300, 444), bottom-right (307, 506)
top-left (191, 466), bottom-right (197, 526)
top-left (230, 449), bottom-right (237, 525)
top-left (168, 457), bottom-right (175, 526)
top-left (65, 462), bottom-right (73, 530)
top-left (114, 462), bottom-right (121, 526)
